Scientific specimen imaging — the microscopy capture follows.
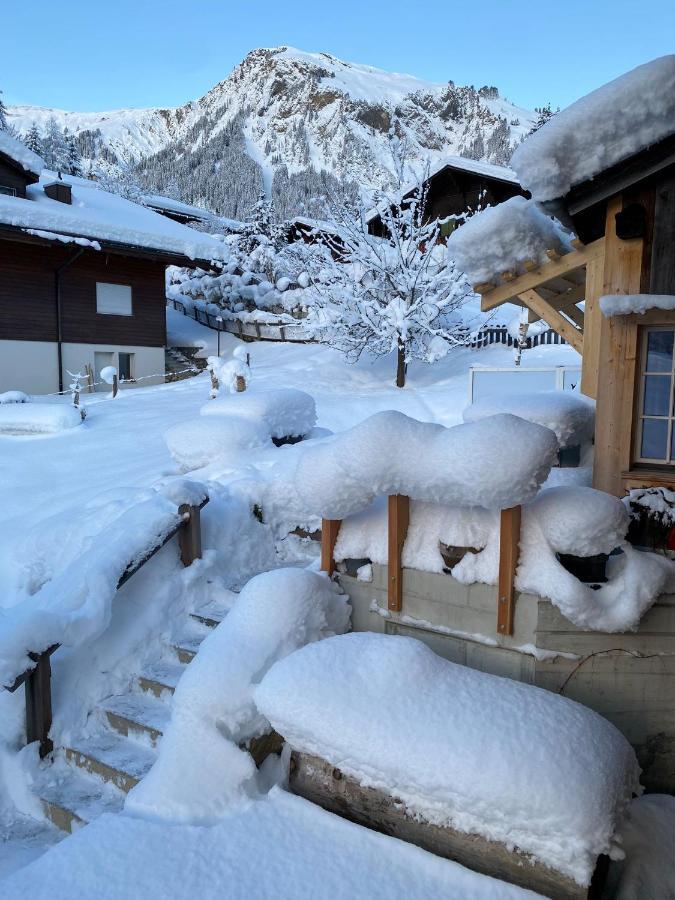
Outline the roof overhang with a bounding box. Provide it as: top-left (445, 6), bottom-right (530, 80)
top-left (0, 150), bottom-right (40, 185)
top-left (0, 222), bottom-right (222, 271)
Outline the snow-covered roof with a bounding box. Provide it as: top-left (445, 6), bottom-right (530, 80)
top-left (447, 196), bottom-right (573, 285)
top-left (143, 193), bottom-right (214, 222)
top-left (512, 55), bottom-right (675, 202)
top-left (0, 130), bottom-right (45, 177)
top-left (0, 174), bottom-right (227, 263)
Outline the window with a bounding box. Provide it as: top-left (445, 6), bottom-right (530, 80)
top-left (636, 327), bottom-right (675, 464)
top-left (118, 352), bottom-right (133, 382)
top-left (0, 185), bottom-right (17, 197)
top-left (96, 282), bottom-right (132, 316)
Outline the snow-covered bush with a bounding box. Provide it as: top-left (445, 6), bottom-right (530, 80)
top-left (164, 417), bottom-right (271, 472)
top-left (0, 391), bottom-right (29, 405)
top-left (201, 388), bottom-right (317, 442)
top-left (256, 631), bottom-right (640, 886)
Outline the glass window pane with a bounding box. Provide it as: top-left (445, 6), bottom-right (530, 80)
top-left (646, 330), bottom-right (674, 372)
top-left (641, 419), bottom-right (668, 460)
top-left (643, 375), bottom-right (671, 416)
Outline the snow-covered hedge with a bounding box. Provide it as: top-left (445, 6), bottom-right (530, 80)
top-left (511, 55), bottom-right (675, 202)
top-left (290, 410), bottom-right (558, 519)
top-left (463, 391), bottom-right (594, 449)
top-left (256, 631), bottom-right (640, 886)
top-left (0, 403), bottom-right (82, 436)
top-left (126, 569), bottom-right (350, 822)
top-left (447, 196), bottom-right (572, 285)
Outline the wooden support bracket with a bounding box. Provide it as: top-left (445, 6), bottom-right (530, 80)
top-left (388, 495), bottom-right (410, 612)
top-left (321, 519), bottom-right (341, 576)
top-left (497, 506), bottom-right (521, 636)
top-left (25, 651), bottom-right (54, 759)
top-left (178, 503), bottom-right (203, 567)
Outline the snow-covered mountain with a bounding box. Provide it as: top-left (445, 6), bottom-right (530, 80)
top-left (8, 47), bottom-right (536, 220)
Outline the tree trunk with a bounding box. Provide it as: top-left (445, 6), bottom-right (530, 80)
top-left (396, 342), bottom-right (407, 388)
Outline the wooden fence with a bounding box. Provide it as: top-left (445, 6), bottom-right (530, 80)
top-left (321, 498), bottom-right (521, 637)
top-left (168, 299), bottom-right (565, 350)
top-left (4, 498), bottom-right (208, 758)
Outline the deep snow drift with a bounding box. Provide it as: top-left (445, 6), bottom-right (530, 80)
top-left (256, 632), bottom-right (640, 886)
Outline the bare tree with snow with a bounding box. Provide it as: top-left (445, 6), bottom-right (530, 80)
top-left (305, 138), bottom-right (476, 387)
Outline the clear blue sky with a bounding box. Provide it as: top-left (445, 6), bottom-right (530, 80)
top-left (3, 0), bottom-right (673, 113)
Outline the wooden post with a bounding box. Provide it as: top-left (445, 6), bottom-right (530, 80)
top-left (320, 519), bottom-right (341, 576)
top-left (178, 504), bottom-right (202, 567)
top-left (497, 506), bottom-right (521, 636)
top-left (25, 652), bottom-right (53, 759)
top-left (112, 373), bottom-right (119, 398)
top-left (388, 495), bottom-right (410, 612)
top-left (580, 252), bottom-right (605, 399)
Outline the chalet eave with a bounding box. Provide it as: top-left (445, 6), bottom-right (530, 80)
top-left (0, 222), bottom-right (221, 271)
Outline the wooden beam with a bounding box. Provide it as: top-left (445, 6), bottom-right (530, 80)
top-left (561, 304), bottom-right (584, 329)
top-left (388, 495), bottom-right (409, 612)
top-left (178, 503), bottom-right (203, 567)
top-left (320, 519), bottom-right (341, 576)
top-left (479, 239), bottom-right (604, 311)
top-left (580, 251), bottom-right (605, 399)
top-left (497, 506), bottom-right (521, 636)
top-left (518, 290), bottom-right (584, 354)
top-left (593, 196), bottom-right (644, 496)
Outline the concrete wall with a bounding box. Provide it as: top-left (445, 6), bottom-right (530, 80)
top-left (342, 563), bottom-right (675, 792)
top-left (0, 340), bottom-right (165, 394)
top-left (0, 339), bottom-right (59, 394)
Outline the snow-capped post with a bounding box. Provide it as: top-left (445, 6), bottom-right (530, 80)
top-left (497, 505), bottom-right (522, 635)
top-left (305, 132), bottom-right (476, 388)
top-left (320, 519), bottom-right (341, 577)
top-left (388, 495), bottom-right (410, 611)
top-left (67, 370), bottom-right (84, 408)
top-left (100, 365), bottom-right (118, 398)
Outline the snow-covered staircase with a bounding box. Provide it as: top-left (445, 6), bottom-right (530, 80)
top-left (33, 598), bottom-right (240, 834)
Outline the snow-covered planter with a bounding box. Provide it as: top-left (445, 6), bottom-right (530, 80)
top-left (164, 417), bottom-right (270, 472)
top-left (201, 388), bottom-right (317, 444)
top-left (0, 403), bottom-right (83, 436)
top-left (624, 486), bottom-right (675, 556)
top-left (256, 631), bottom-right (640, 889)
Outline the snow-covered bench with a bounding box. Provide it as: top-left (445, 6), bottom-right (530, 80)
top-left (256, 631), bottom-right (640, 899)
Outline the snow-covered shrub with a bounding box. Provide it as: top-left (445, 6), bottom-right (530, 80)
top-left (0, 391), bottom-right (29, 405)
top-left (256, 631), bottom-right (640, 886)
top-left (126, 568), bottom-right (350, 822)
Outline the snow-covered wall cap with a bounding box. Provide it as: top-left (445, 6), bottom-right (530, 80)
top-left (255, 631), bottom-right (640, 885)
top-left (463, 391), bottom-right (595, 449)
top-left (292, 410), bottom-right (558, 519)
top-left (511, 55), bottom-right (675, 202)
top-left (0, 129), bottom-right (45, 177)
top-left (0, 174), bottom-right (228, 264)
top-left (447, 196), bottom-right (573, 285)
top-left (600, 294), bottom-right (675, 318)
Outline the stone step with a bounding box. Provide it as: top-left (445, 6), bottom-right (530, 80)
top-left (102, 692), bottom-right (171, 745)
top-left (65, 731), bottom-right (156, 794)
top-left (137, 660), bottom-right (186, 697)
top-left (34, 757), bottom-right (125, 834)
top-left (171, 626), bottom-right (209, 664)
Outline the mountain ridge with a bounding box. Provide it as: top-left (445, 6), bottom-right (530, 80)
top-left (7, 46), bottom-right (537, 220)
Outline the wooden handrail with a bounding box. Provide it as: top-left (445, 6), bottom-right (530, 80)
top-left (4, 497), bottom-right (208, 758)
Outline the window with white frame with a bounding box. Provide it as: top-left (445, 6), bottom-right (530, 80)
top-left (636, 327), bottom-right (675, 464)
top-left (96, 282), bottom-right (132, 316)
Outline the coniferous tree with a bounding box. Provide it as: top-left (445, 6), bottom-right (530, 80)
top-left (42, 116), bottom-right (69, 171)
top-left (64, 128), bottom-right (83, 176)
top-left (0, 91), bottom-right (8, 131)
top-left (24, 123), bottom-right (43, 155)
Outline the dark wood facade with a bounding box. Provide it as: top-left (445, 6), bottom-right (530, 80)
top-left (0, 157), bottom-right (36, 199)
top-left (0, 237), bottom-right (167, 347)
top-left (368, 163), bottom-right (526, 238)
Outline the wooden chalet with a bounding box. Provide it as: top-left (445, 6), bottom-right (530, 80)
top-left (473, 132), bottom-right (675, 497)
top-left (0, 133), bottom-right (223, 395)
top-left (367, 156), bottom-right (526, 239)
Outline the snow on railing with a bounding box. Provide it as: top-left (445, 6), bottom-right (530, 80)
top-left (1, 483), bottom-right (209, 758)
